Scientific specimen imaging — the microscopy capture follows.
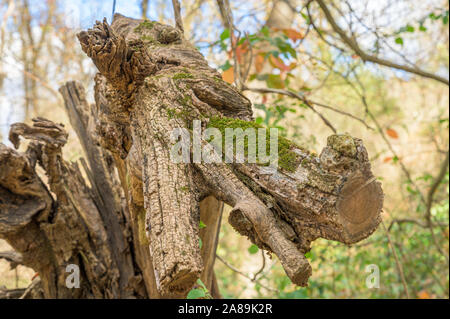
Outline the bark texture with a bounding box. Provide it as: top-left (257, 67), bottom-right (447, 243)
top-left (0, 14), bottom-right (383, 298)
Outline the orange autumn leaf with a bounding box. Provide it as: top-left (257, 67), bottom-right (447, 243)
top-left (383, 157), bottom-right (393, 163)
top-left (282, 28), bottom-right (304, 41)
top-left (417, 290), bottom-right (430, 299)
top-left (386, 128), bottom-right (399, 139)
top-left (262, 94), bottom-right (268, 104)
top-left (254, 54), bottom-right (265, 73)
top-left (222, 67), bottom-right (234, 84)
top-left (269, 55), bottom-right (290, 72)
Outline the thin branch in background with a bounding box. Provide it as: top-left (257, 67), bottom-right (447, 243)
top-left (381, 220), bottom-right (410, 299)
top-left (252, 249), bottom-right (266, 280)
top-left (425, 150), bottom-right (450, 263)
top-left (19, 278), bottom-right (40, 299)
top-left (244, 85), bottom-right (343, 133)
top-left (217, 0), bottom-right (243, 91)
top-left (215, 254), bottom-right (278, 293)
top-left (314, 0), bottom-right (449, 86)
top-left (140, 0), bottom-right (149, 19)
top-left (171, 0), bottom-right (184, 35)
top-left (387, 218), bottom-right (448, 232)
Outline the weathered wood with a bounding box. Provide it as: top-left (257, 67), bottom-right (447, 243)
top-left (199, 196), bottom-right (224, 298)
top-left (59, 81), bottom-right (137, 298)
top-left (76, 13), bottom-right (383, 292)
top-left (1, 119), bottom-right (137, 298)
top-left (0, 13), bottom-right (383, 298)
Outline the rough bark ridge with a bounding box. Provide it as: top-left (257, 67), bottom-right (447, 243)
top-left (0, 14), bottom-right (383, 297)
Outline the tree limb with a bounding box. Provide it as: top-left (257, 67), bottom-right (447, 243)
top-left (315, 0), bottom-right (449, 86)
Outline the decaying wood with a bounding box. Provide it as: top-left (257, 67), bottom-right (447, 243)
top-left (76, 14), bottom-right (383, 293)
top-left (0, 13), bottom-right (383, 298)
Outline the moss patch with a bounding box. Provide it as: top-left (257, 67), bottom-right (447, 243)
top-left (207, 116), bottom-right (301, 172)
top-left (327, 134), bottom-right (356, 158)
top-left (134, 20), bottom-right (156, 33)
top-left (172, 73), bottom-right (194, 80)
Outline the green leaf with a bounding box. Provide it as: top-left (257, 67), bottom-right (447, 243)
top-left (305, 251), bottom-right (312, 259)
top-left (187, 288), bottom-right (206, 299)
top-left (220, 29), bottom-right (230, 41)
top-left (196, 279), bottom-right (207, 289)
top-left (199, 220), bottom-right (206, 229)
top-left (266, 74), bottom-right (284, 89)
top-left (248, 244), bottom-right (259, 254)
top-left (219, 60), bottom-right (232, 71)
top-left (395, 37), bottom-right (404, 45)
top-left (199, 238), bottom-right (203, 249)
top-left (406, 25), bottom-right (415, 32)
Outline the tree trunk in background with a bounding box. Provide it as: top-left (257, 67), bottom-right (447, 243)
top-left (0, 14), bottom-right (383, 298)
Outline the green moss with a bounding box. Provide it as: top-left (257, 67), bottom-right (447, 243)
top-left (141, 35), bottom-right (156, 43)
top-left (207, 116), bottom-right (300, 172)
top-left (327, 134), bottom-right (356, 158)
top-left (172, 73), bottom-right (194, 80)
top-left (178, 94), bottom-right (192, 106)
top-left (134, 20), bottom-right (156, 33)
top-left (179, 185), bottom-right (190, 192)
top-left (167, 108), bottom-right (177, 120)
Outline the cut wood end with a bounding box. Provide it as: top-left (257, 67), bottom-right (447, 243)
top-left (160, 266), bottom-right (201, 294)
top-left (336, 173), bottom-right (384, 244)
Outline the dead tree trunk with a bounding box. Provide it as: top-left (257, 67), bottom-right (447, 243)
top-left (0, 14), bottom-right (383, 298)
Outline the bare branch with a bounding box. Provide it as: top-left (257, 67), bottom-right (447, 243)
top-left (315, 0), bottom-right (449, 86)
top-left (215, 254), bottom-right (278, 293)
top-left (171, 0), bottom-right (184, 34)
top-left (243, 85), bottom-right (338, 132)
top-left (0, 251), bottom-right (23, 269)
top-left (381, 220), bottom-right (410, 298)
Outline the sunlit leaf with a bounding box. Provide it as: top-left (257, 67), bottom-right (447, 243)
top-left (281, 28), bottom-right (304, 41)
top-left (386, 128), bottom-right (399, 139)
top-left (222, 67), bottom-right (234, 84)
top-left (417, 290), bottom-right (430, 299)
top-left (187, 288), bottom-right (206, 299)
top-left (254, 53), bottom-right (265, 73)
top-left (248, 244), bottom-right (259, 254)
top-left (266, 74), bottom-right (284, 89)
top-left (395, 37), bottom-right (404, 45)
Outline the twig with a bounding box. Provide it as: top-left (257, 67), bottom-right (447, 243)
top-left (0, 251), bottom-right (23, 269)
top-left (171, 0), bottom-right (184, 34)
top-left (387, 218), bottom-right (448, 232)
top-left (314, 0), bottom-right (449, 86)
top-left (19, 278), bottom-right (40, 299)
top-left (0, 287), bottom-right (26, 299)
top-left (243, 85), bottom-right (350, 133)
top-left (252, 250), bottom-right (266, 280)
top-left (217, 0), bottom-right (243, 91)
top-left (381, 220), bottom-right (410, 299)
top-left (425, 150), bottom-right (450, 263)
top-left (215, 254), bottom-right (278, 293)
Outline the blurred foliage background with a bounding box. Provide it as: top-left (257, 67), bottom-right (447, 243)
top-left (0, 0), bottom-right (448, 299)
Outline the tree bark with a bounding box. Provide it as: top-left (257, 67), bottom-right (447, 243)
top-left (0, 14), bottom-right (383, 298)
